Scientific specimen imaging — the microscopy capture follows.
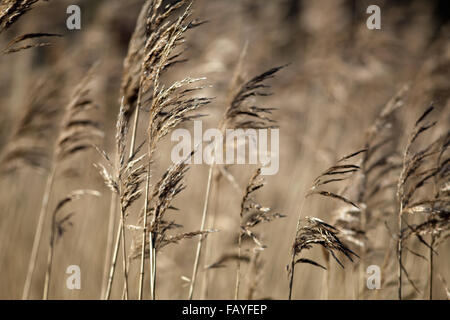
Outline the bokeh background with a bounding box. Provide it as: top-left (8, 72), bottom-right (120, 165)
top-left (0, 0), bottom-right (449, 300)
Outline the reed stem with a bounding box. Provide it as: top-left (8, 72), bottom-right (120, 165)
top-left (188, 162), bottom-right (214, 299)
top-left (22, 163), bottom-right (57, 300)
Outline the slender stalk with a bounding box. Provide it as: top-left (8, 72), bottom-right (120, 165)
top-left (148, 163), bottom-right (159, 301)
top-left (42, 211), bottom-right (57, 300)
top-left (288, 199), bottom-right (306, 300)
top-left (235, 185), bottom-right (247, 301)
top-left (429, 235), bottom-right (434, 300)
top-left (234, 232), bottom-right (243, 300)
top-left (319, 252), bottom-right (331, 300)
top-left (188, 162), bottom-right (214, 299)
top-left (151, 244), bottom-right (156, 300)
top-left (104, 104), bottom-right (140, 300)
top-left (101, 192), bottom-right (117, 298)
top-left (121, 258), bottom-right (131, 299)
top-left (102, 149), bottom-right (121, 300)
top-left (200, 175), bottom-right (220, 299)
top-left (120, 205), bottom-right (129, 300)
top-left (22, 163), bottom-right (57, 300)
top-left (138, 168), bottom-right (150, 299)
top-left (130, 105), bottom-right (140, 160)
top-left (246, 250), bottom-right (261, 300)
top-left (148, 207), bottom-right (156, 300)
top-left (104, 219), bottom-right (123, 299)
top-left (149, 233), bottom-right (154, 299)
top-left (143, 155), bottom-right (156, 300)
top-left (397, 203), bottom-right (403, 300)
top-left (134, 94), bottom-right (146, 300)
top-left (42, 242), bottom-right (54, 300)
top-left (357, 206), bottom-right (367, 300)
top-left (288, 254), bottom-right (296, 300)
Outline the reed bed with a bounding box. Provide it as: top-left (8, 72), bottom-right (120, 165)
top-left (0, 0), bottom-right (448, 300)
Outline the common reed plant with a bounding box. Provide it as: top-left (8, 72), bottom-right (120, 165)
top-left (332, 85), bottom-right (409, 298)
top-left (43, 189), bottom-right (100, 299)
top-left (288, 149), bottom-right (365, 299)
top-left (21, 69), bottom-right (102, 300)
top-left (189, 63), bottom-right (285, 299)
top-left (101, 0), bottom-right (209, 300)
top-left (234, 168), bottom-right (284, 299)
top-left (97, 99), bottom-right (147, 300)
top-left (0, 0), bottom-right (448, 302)
top-left (0, 75), bottom-right (60, 174)
top-left (100, 0), bottom-right (151, 299)
top-left (129, 152), bottom-right (215, 297)
top-left (397, 105), bottom-right (449, 299)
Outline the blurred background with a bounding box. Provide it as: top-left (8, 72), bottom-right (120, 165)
top-left (0, 0), bottom-right (449, 299)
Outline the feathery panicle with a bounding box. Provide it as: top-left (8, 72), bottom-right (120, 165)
top-left (21, 68), bottom-right (101, 300)
top-left (307, 149), bottom-right (367, 208)
top-left (235, 168), bottom-right (284, 299)
top-left (191, 62), bottom-right (285, 299)
top-left (51, 190), bottom-right (101, 239)
top-left (96, 101), bottom-right (147, 217)
top-left (121, 0), bottom-right (197, 122)
top-left (396, 105), bottom-right (448, 299)
top-left (397, 105), bottom-right (443, 213)
top-left (101, 1), bottom-right (212, 300)
top-left (43, 189), bottom-right (100, 299)
top-left (288, 217), bottom-right (358, 299)
top-left (330, 87), bottom-right (409, 279)
top-left (0, 77), bottom-right (60, 174)
top-left (138, 3), bottom-right (211, 300)
top-left (365, 85), bottom-right (409, 144)
top-left (56, 69), bottom-right (103, 162)
top-left (223, 65), bottom-right (286, 130)
top-left (402, 131), bottom-right (449, 244)
top-left (289, 149), bottom-right (363, 299)
top-left (0, 0), bottom-right (41, 33)
top-left (332, 88), bottom-right (409, 253)
top-left (99, 99), bottom-right (148, 300)
top-left (130, 152), bottom-right (216, 259)
top-left (292, 217), bottom-right (358, 270)
top-left (239, 168), bottom-right (285, 250)
top-left (120, 0), bottom-right (153, 121)
top-left (143, 4), bottom-right (211, 157)
top-left (2, 32), bottom-right (61, 54)
top-left (205, 254), bottom-right (251, 270)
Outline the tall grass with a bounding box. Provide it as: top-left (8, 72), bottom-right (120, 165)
top-left (0, 0), bottom-right (448, 301)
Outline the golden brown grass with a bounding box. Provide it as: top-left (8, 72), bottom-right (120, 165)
top-left (0, 0), bottom-right (448, 301)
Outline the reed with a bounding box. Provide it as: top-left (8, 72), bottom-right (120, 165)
top-left (21, 68), bottom-right (101, 300)
top-left (189, 63), bottom-right (285, 299)
top-left (43, 190), bottom-right (100, 299)
top-left (234, 168), bottom-right (284, 299)
top-left (398, 106), bottom-right (449, 299)
top-left (288, 149), bottom-right (365, 299)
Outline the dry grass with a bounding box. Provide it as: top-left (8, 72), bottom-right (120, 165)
top-left (235, 168), bottom-right (284, 299)
top-left (188, 63), bottom-right (284, 299)
top-left (20, 67), bottom-right (101, 299)
top-left (0, 0), bottom-right (448, 300)
top-left (397, 105), bottom-right (449, 299)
